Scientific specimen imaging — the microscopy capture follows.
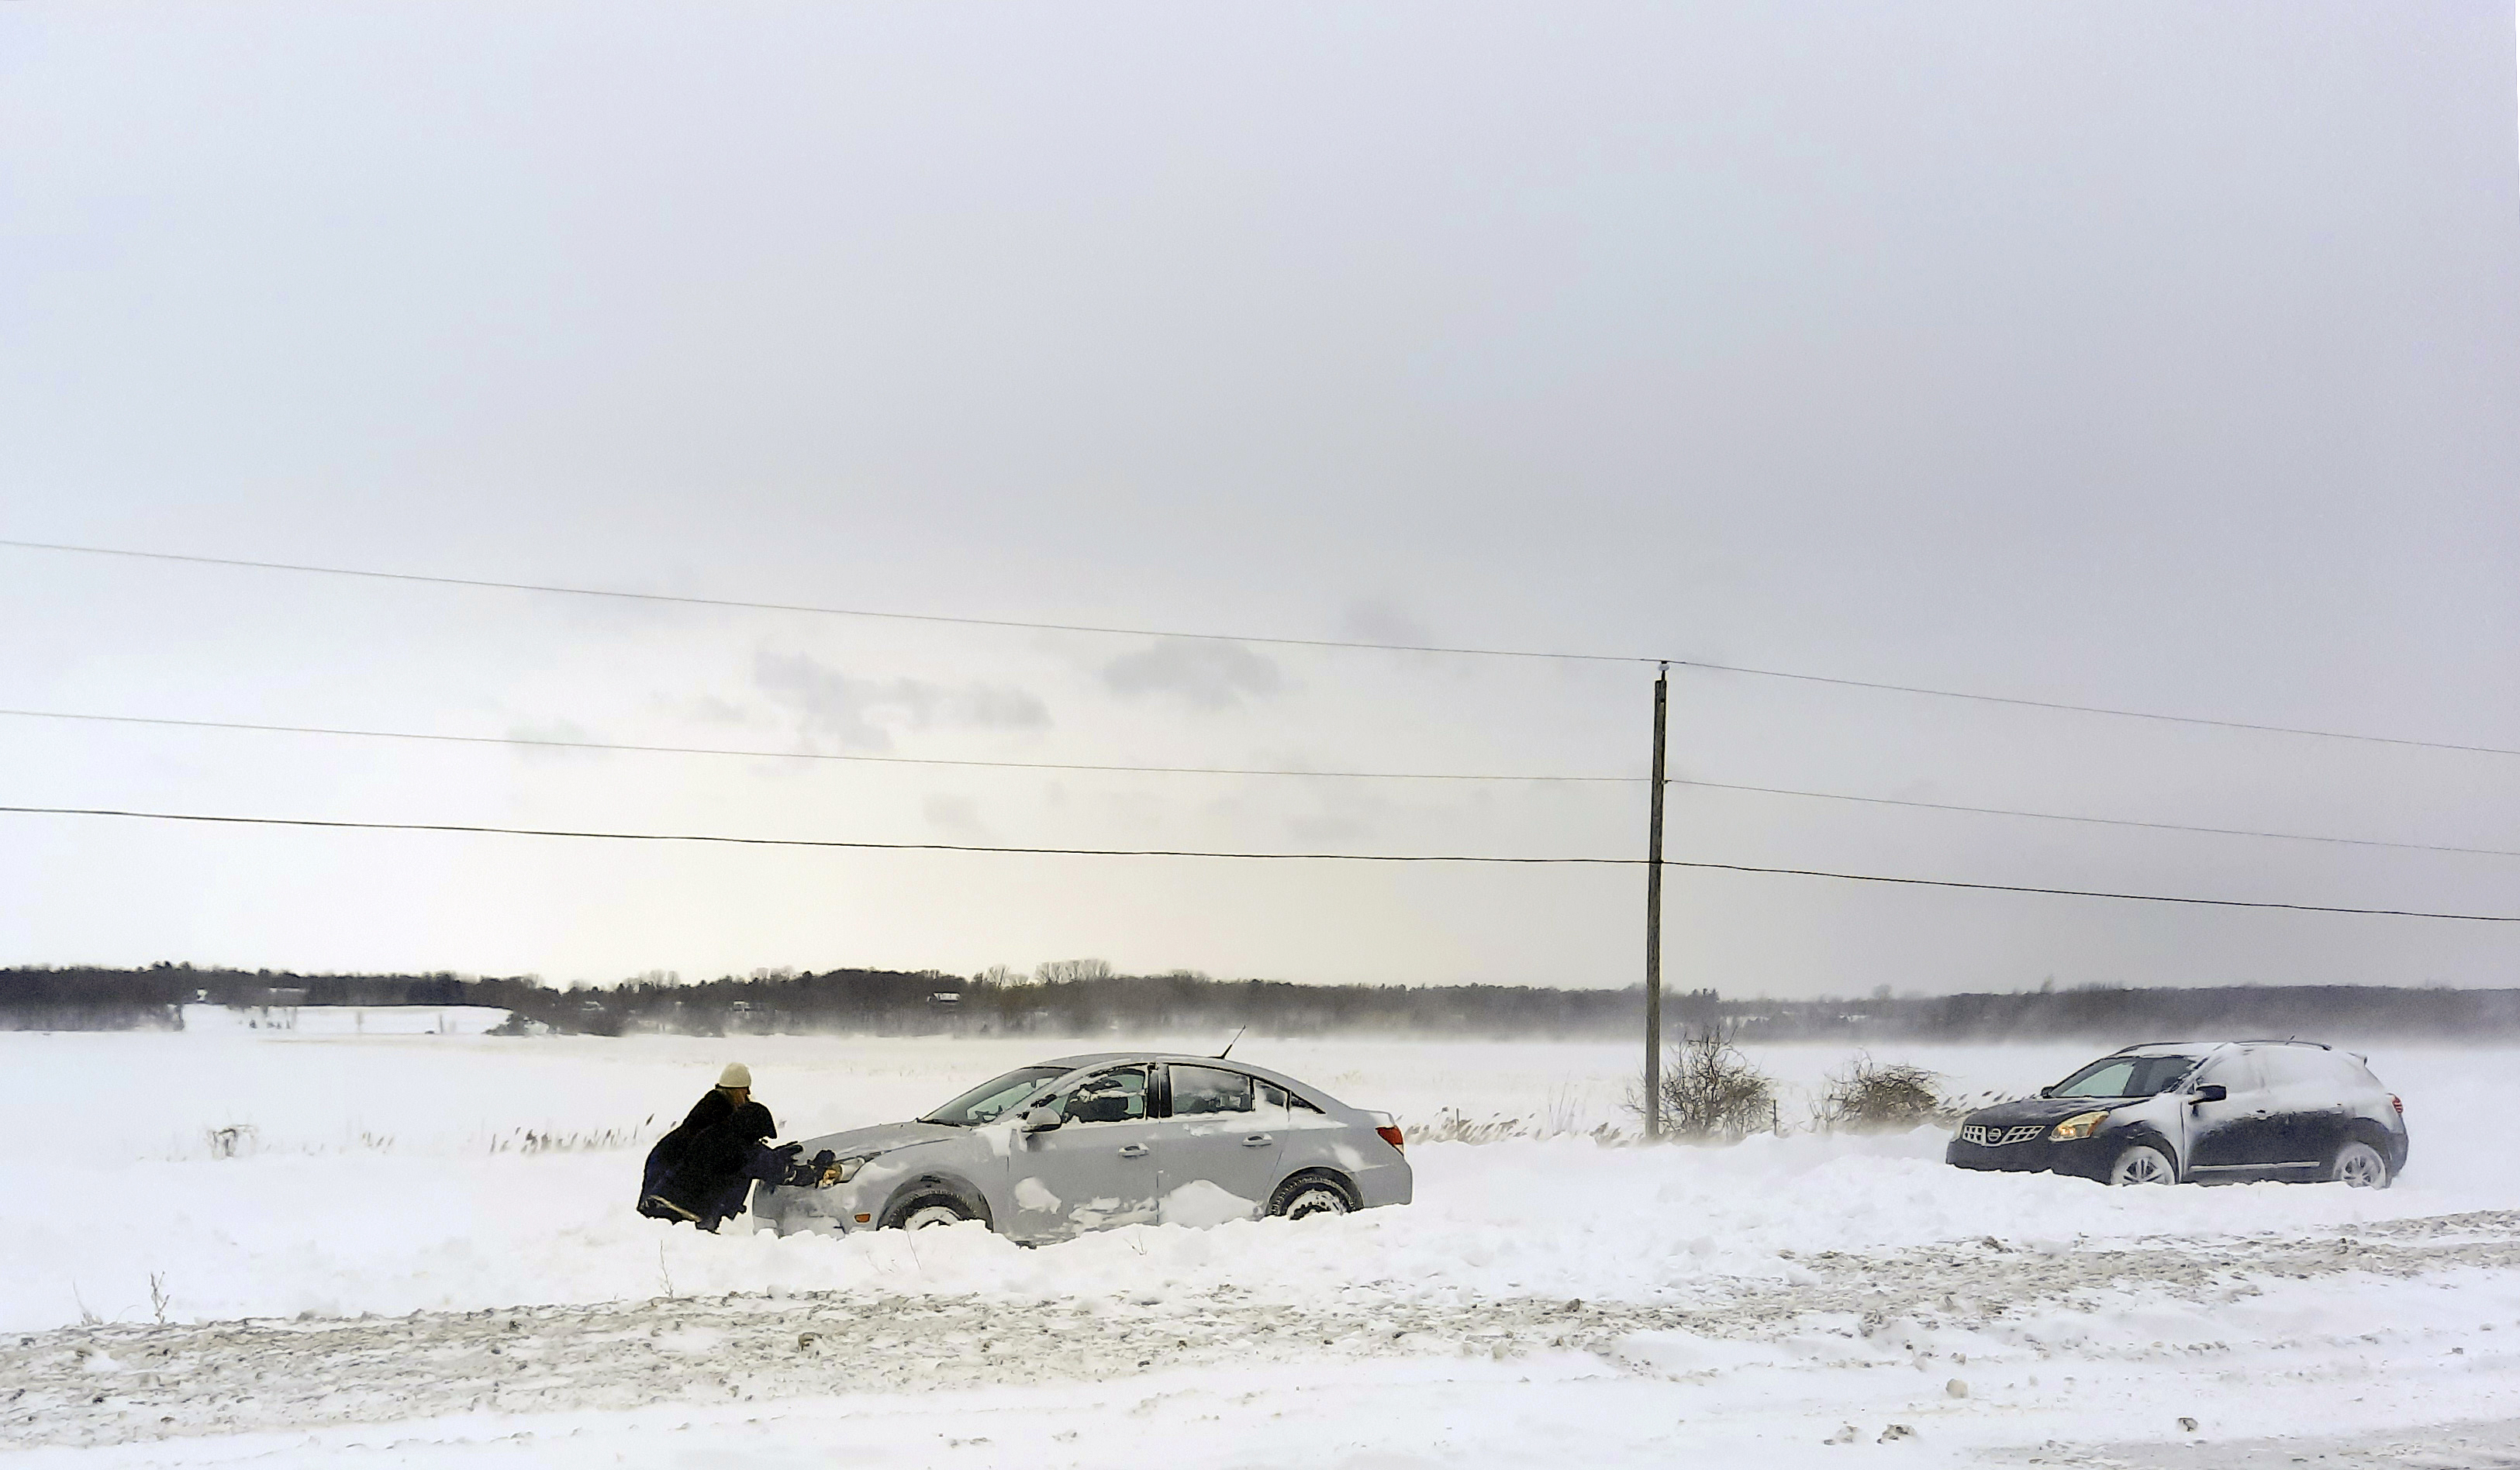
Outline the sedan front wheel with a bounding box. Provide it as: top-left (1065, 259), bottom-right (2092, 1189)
top-left (884, 1193), bottom-right (979, 1230)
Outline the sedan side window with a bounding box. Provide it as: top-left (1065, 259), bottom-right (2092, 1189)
top-left (1060, 1066), bottom-right (1149, 1125)
top-left (1172, 1065), bottom-right (1255, 1116)
top-left (1261, 1082), bottom-right (1323, 1114)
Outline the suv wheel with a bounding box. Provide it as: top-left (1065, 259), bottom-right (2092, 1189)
top-left (2328, 1140), bottom-right (2390, 1189)
top-left (2107, 1143), bottom-right (2176, 1186)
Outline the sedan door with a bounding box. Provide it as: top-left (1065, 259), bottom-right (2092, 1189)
top-left (1006, 1065), bottom-right (1162, 1241)
top-left (1155, 1065), bottom-right (1286, 1223)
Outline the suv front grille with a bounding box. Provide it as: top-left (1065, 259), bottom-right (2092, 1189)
top-left (1959, 1123), bottom-right (2045, 1147)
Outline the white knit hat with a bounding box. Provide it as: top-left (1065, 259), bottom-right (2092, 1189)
top-left (718, 1062), bottom-right (752, 1089)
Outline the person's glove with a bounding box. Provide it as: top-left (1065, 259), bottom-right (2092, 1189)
top-left (782, 1148), bottom-right (837, 1187)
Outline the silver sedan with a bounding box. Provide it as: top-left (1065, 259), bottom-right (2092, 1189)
top-left (751, 1052), bottom-right (1414, 1243)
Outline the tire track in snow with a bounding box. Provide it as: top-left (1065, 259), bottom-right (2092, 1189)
top-left (2045, 1418), bottom-right (2520, 1469)
top-left (8, 1209), bottom-right (2520, 1451)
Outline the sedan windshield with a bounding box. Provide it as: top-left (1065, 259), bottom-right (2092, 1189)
top-left (2050, 1054), bottom-right (2202, 1099)
top-left (920, 1065), bottom-right (1069, 1126)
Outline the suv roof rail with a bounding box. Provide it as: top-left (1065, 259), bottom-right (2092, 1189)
top-left (2117, 1038), bottom-right (2328, 1052)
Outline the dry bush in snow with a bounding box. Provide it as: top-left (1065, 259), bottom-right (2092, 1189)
top-left (1405, 1106), bottom-right (1624, 1146)
top-left (1631, 1027), bottom-right (1777, 1141)
top-left (1811, 1053), bottom-right (1956, 1132)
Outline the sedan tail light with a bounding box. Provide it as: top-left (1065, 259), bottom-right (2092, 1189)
top-left (2391, 1095), bottom-right (2403, 1116)
top-left (1376, 1124), bottom-right (1406, 1151)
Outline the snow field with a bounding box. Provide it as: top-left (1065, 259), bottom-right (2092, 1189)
top-left (2, 1030), bottom-right (2511, 1334)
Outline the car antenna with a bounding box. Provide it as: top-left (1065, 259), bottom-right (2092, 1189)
top-left (1215, 1026), bottom-right (1246, 1060)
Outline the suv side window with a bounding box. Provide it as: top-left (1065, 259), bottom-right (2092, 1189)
top-left (2256, 1048), bottom-right (2332, 1089)
top-left (2329, 1053), bottom-right (2380, 1089)
top-left (1059, 1066), bottom-right (1150, 1124)
top-left (2198, 1051), bottom-right (2264, 1095)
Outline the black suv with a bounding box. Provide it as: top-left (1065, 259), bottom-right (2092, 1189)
top-left (1946, 1041), bottom-right (2407, 1188)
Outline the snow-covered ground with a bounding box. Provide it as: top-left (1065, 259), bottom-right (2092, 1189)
top-left (4, 1028), bottom-right (2516, 1467)
top-left (174, 1004), bottom-right (516, 1038)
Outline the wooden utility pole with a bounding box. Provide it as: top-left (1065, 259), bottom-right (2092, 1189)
top-left (1644, 662), bottom-right (1669, 1140)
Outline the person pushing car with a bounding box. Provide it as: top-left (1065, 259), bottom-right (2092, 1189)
top-left (638, 1063), bottom-right (826, 1232)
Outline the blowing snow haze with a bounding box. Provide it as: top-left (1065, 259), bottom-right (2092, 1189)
top-left (1, 2), bottom-right (2515, 996)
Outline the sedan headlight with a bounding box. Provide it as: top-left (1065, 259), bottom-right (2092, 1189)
top-left (2048, 1110), bottom-right (2108, 1142)
top-left (798, 1154), bottom-right (875, 1189)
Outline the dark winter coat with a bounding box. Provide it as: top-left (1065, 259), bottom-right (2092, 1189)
top-left (639, 1092), bottom-right (787, 1225)
top-left (653, 1089), bottom-right (733, 1171)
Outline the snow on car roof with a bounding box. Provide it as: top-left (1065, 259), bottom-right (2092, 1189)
top-left (1037, 1051), bottom-right (1276, 1068)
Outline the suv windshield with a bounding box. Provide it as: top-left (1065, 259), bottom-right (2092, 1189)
top-left (920, 1065), bottom-right (1068, 1126)
top-left (2050, 1054), bottom-right (2203, 1099)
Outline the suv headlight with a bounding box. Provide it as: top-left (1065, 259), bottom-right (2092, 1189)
top-left (2048, 1110), bottom-right (2108, 1142)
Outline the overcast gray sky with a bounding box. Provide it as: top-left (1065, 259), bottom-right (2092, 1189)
top-left (2, 2), bottom-right (2515, 996)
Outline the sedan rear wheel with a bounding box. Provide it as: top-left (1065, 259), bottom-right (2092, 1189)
top-left (2329, 1140), bottom-right (2390, 1189)
top-left (1268, 1172), bottom-right (1355, 1220)
top-left (2107, 1144), bottom-right (2177, 1186)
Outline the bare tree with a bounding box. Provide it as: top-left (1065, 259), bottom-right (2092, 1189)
top-left (1034, 958), bottom-right (1113, 985)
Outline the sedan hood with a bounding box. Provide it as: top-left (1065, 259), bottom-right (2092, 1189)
top-left (1962, 1096), bottom-right (2135, 1129)
top-left (793, 1120), bottom-right (962, 1158)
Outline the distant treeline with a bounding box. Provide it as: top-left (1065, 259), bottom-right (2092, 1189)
top-left (1720, 983), bottom-right (2520, 1044)
top-left (4, 962), bottom-right (2516, 1043)
top-left (0, 964), bottom-right (555, 1033)
top-left (0, 962), bottom-right (1640, 1038)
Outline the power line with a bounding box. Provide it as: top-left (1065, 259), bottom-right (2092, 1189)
top-left (7, 704), bottom-right (2511, 858)
top-left (1667, 777), bottom-right (2520, 860)
top-left (1668, 860), bottom-right (2518, 923)
top-left (0, 537), bottom-right (1639, 664)
top-left (1676, 660), bottom-right (2520, 758)
top-left (0, 707), bottom-right (1632, 784)
top-left (5, 802), bottom-right (2515, 923)
top-left (7, 536), bottom-right (2512, 757)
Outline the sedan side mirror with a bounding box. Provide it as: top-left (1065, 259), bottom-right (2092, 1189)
top-left (2189, 1084), bottom-right (2228, 1104)
top-left (1019, 1106), bottom-right (1064, 1133)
